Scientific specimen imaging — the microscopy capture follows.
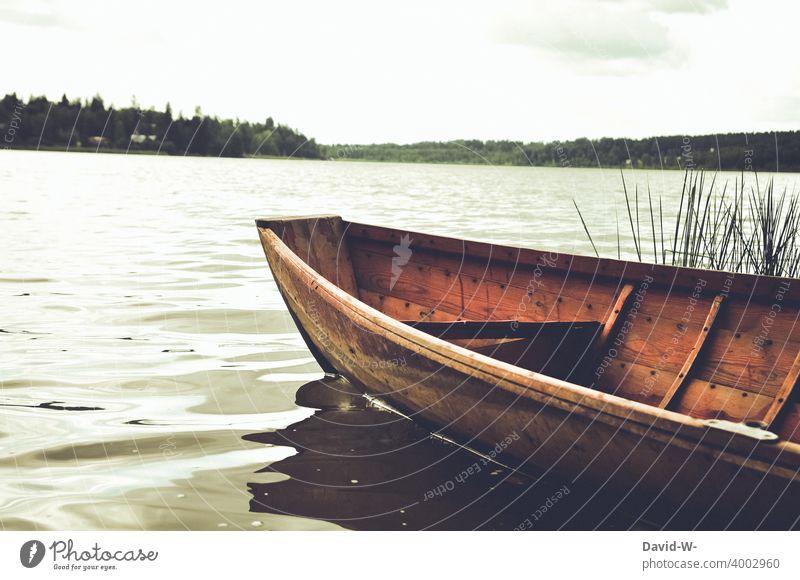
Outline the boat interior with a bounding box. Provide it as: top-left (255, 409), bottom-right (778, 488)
top-left (260, 215), bottom-right (800, 444)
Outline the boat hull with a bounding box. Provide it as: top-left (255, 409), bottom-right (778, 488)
top-left (258, 220), bottom-right (800, 529)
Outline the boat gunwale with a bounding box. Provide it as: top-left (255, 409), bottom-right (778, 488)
top-left (256, 219), bottom-right (800, 472)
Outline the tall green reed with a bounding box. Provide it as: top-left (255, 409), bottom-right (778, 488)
top-left (574, 170), bottom-right (800, 278)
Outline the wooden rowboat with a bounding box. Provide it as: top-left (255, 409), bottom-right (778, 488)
top-left (256, 215), bottom-right (800, 529)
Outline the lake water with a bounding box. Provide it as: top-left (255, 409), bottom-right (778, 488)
top-left (2, 150), bottom-right (798, 530)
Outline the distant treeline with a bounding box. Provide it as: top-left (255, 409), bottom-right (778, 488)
top-left (0, 93), bottom-right (323, 158)
top-left (3, 92), bottom-right (799, 170)
top-left (322, 133), bottom-right (800, 171)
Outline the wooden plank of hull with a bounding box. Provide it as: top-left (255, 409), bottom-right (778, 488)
top-left (257, 223), bottom-right (800, 527)
top-left (399, 319), bottom-right (600, 340)
top-left (616, 323), bottom-right (796, 399)
top-left (350, 236), bottom-right (615, 307)
top-left (591, 281), bottom-right (799, 426)
top-left (349, 240), bottom-right (611, 323)
top-left (359, 289), bottom-right (455, 323)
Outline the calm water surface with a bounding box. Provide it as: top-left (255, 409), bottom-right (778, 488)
top-left (2, 151), bottom-right (798, 530)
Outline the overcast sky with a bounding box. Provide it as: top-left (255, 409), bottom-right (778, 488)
top-left (3, 0), bottom-right (799, 144)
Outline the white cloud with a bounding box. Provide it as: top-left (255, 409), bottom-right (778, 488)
top-left (490, 1), bottom-right (672, 62)
top-left (651, 0), bottom-right (729, 14)
top-left (488, 0), bottom-right (731, 67)
top-left (0, 0), bottom-right (796, 144)
top-left (0, 0), bottom-right (65, 27)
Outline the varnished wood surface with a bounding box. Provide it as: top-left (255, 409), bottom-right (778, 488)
top-left (349, 222), bottom-right (800, 434)
top-left (400, 319), bottom-right (601, 340)
top-left (659, 294), bottom-right (726, 409)
top-left (256, 215), bottom-right (800, 528)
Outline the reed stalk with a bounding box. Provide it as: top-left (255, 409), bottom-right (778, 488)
top-left (573, 170), bottom-right (800, 277)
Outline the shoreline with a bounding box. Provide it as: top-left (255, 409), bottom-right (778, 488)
top-left (6, 144), bottom-right (796, 173)
top-left (2, 145), bottom-right (321, 161)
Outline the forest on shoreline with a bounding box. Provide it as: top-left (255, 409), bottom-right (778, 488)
top-left (323, 133), bottom-right (800, 172)
top-left (2, 92), bottom-right (798, 171)
top-left (0, 93), bottom-right (322, 158)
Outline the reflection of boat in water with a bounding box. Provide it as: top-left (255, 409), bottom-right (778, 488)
top-left (256, 215), bottom-right (800, 529)
top-left (246, 377), bottom-right (642, 530)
